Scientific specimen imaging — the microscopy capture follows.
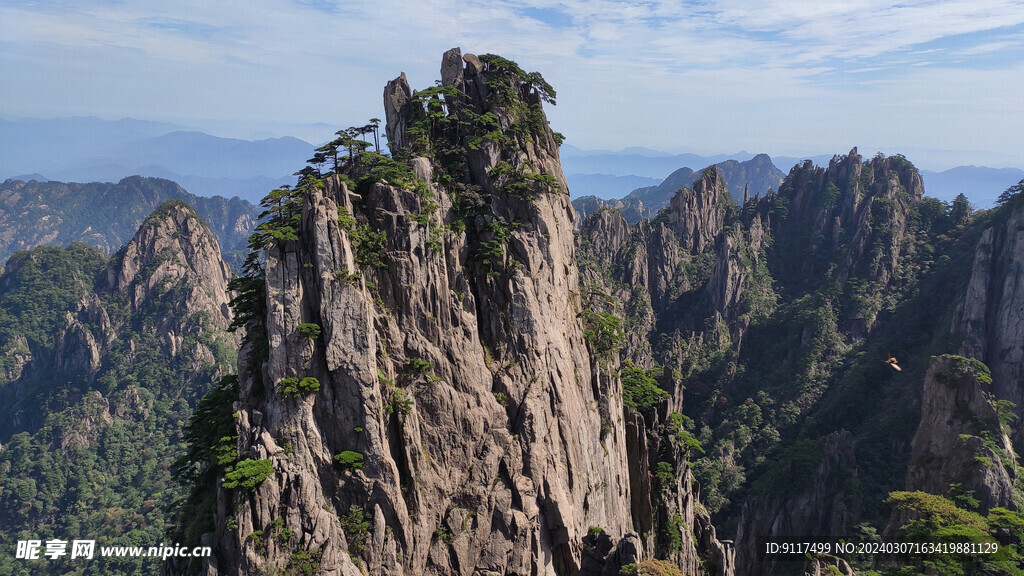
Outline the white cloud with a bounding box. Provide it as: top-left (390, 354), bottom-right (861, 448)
top-left (1, 0), bottom-right (1023, 166)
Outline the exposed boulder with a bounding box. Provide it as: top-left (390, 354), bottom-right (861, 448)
top-left (463, 53), bottom-right (484, 76)
top-left (440, 47), bottom-right (463, 87)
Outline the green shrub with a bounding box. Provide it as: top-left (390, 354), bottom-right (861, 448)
top-left (278, 377), bottom-right (300, 397)
top-left (340, 505), bottom-right (371, 556)
top-left (664, 514), bottom-right (684, 553)
top-left (580, 309), bottom-right (625, 360)
top-left (279, 376), bottom-right (321, 397)
top-left (334, 451), bottom-right (365, 469)
top-left (385, 388), bottom-right (413, 416)
top-left (948, 355), bottom-right (993, 386)
top-left (493, 391), bottom-right (509, 407)
top-left (355, 225), bottom-right (388, 268)
top-left (654, 461), bottom-right (675, 488)
top-left (995, 400), bottom-right (1017, 428)
top-left (296, 323), bottom-right (321, 338)
top-left (408, 357), bottom-right (433, 375)
top-left (285, 549), bottom-right (322, 576)
top-left (620, 361), bottom-right (668, 412)
top-left (222, 459), bottom-right (274, 491)
top-left (299, 377), bottom-right (320, 392)
top-left (434, 524), bottom-right (453, 543)
top-left (620, 558), bottom-right (685, 575)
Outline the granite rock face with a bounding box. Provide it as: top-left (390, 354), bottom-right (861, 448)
top-left (953, 203), bottom-right (1024, 447)
top-left (110, 202), bottom-right (233, 334)
top-left (669, 166), bottom-right (727, 255)
top-left (192, 50), bottom-right (734, 576)
top-left (904, 355), bottom-right (1017, 513)
top-left (383, 72), bottom-right (414, 154)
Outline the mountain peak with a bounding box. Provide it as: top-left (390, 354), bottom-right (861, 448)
top-left (110, 201), bottom-right (231, 324)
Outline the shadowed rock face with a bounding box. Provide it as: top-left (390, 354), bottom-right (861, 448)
top-left (735, 431), bottom-right (860, 576)
top-left (191, 49), bottom-right (739, 576)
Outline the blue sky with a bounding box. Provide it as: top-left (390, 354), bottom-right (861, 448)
top-left (3, 0), bottom-right (1024, 169)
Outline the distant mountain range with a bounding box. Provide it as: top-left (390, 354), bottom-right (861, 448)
top-left (0, 117), bottom-right (316, 203)
top-left (562, 145), bottom-right (1022, 209)
top-left (573, 154), bottom-right (786, 224)
top-left (920, 166), bottom-right (1024, 207)
top-left (3, 119), bottom-right (1021, 209)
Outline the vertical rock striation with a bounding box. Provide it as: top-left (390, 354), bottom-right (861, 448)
top-left (953, 203), bottom-right (1024, 447)
top-left (197, 49), bottom-right (722, 576)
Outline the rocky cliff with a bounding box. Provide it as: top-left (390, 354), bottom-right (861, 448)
top-left (953, 201), bottom-right (1024, 448)
top-left (108, 200), bottom-right (234, 357)
top-left (574, 146), bottom-right (1016, 576)
top-left (190, 49), bottom-right (734, 576)
top-left (734, 431), bottom-right (860, 576)
top-left (0, 201), bottom-right (235, 437)
top-left (904, 355), bottom-right (1018, 513)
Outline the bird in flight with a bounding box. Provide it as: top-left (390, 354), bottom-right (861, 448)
top-left (884, 356), bottom-right (901, 371)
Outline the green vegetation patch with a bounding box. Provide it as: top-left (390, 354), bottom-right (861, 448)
top-left (334, 451), bottom-right (365, 470)
top-left (620, 361), bottom-right (669, 412)
top-left (222, 459), bottom-right (274, 492)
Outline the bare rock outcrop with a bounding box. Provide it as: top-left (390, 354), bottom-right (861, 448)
top-left (669, 166), bottom-right (728, 255)
top-left (108, 201), bottom-right (234, 360)
top-left (440, 47), bottom-right (464, 87)
top-left (192, 49), bottom-right (738, 576)
top-left (383, 72), bottom-right (414, 154)
top-left (905, 355), bottom-right (1017, 513)
top-left (953, 202), bottom-right (1024, 447)
top-left (199, 50), bottom-right (650, 576)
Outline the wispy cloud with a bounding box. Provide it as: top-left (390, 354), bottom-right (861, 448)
top-left (1, 0), bottom-right (1022, 166)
